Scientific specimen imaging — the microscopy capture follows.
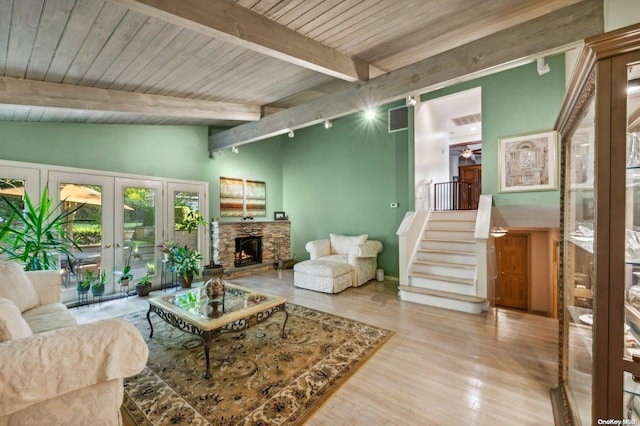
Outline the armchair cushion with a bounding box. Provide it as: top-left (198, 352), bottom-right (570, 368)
top-left (22, 303), bottom-right (77, 334)
top-left (329, 233), bottom-right (368, 254)
top-left (0, 297), bottom-right (33, 342)
top-left (0, 261), bottom-right (39, 312)
top-left (0, 318), bottom-right (149, 417)
top-left (305, 239), bottom-right (331, 259)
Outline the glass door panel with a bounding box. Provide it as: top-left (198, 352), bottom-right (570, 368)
top-left (0, 165), bottom-right (40, 262)
top-left (167, 182), bottom-right (207, 257)
top-left (625, 59), bottom-right (640, 419)
top-left (114, 178), bottom-right (163, 290)
top-left (49, 172), bottom-right (114, 304)
top-left (564, 97), bottom-right (596, 425)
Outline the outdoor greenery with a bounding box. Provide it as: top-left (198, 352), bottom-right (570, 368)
top-left (0, 187), bottom-right (84, 270)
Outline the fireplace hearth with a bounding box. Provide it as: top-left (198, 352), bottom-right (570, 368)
top-left (234, 236), bottom-right (262, 267)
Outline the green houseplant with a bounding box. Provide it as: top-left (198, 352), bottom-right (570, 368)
top-left (136, 274), bottom-right (152, 297)
top-left (0, 186), bottom-right (84, 270)
top-left (169, 245), bottom-right (202, 288)
top-left (90, 270), bottom-right (108, 297)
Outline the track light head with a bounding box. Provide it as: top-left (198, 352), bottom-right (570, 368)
top-left (406, 95), bottom-right (416, 107)
top-left (231, 146), bottom-right (239, 154)
top-left (324, 119), bottom-right (333, 129)
top-left (288, 129), bottom-right (294, 138)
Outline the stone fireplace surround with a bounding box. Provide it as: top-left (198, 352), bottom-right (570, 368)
top-left (214, 221), bottom-right (291, 277)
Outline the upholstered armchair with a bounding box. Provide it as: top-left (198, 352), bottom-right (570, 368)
top-left (0, 261), bottom-right (148, 425)
top-left (305, 233), bottom-right (383, 287)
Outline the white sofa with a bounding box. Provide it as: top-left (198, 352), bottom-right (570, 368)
top-left (0, 260), bottom-right (149, 426)
top-left (294, 234), bottom-right (383, 293)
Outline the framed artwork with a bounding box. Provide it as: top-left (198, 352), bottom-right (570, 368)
top-left (498, 130), bottom-right (558, 193)
top-left (274, 211), bottom-right (286, 220)
top-left (220, 177), bottom-right (266, 217)
top-left (220, 177), bottom-right (244, 217)
top-left (245, 180), bottom-right (266, 217)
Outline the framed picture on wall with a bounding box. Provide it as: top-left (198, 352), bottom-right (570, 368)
top-left (274, 211), bottom-right (286, 220)
top-left (498, 130), bottom-right (558, 193)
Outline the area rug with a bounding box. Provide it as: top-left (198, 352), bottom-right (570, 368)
top-left (121, 303), bottom-right (393, 425)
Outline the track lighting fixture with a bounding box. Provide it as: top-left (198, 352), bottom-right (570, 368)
top-left (406, 95), bottom-right (416, 107)
top-left (288, 129), bottom-right (294, 138)
top-left (231, 146), bottom-right (239, 154)
top-left (324, 119), bottom-right (333, 129)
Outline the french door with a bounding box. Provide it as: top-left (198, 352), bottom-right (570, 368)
top-left (49, 172), bottom-right (164, 303)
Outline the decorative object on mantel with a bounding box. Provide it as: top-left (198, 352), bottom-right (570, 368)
top-left (274, 211), bottom-right (286, 220)
top-left (121, 304), bottom-right (393, 425)
top-left (242, 215), bottom-right (254, 221)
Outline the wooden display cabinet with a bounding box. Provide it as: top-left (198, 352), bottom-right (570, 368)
top-left (553, 23), bottom-right (640, 424)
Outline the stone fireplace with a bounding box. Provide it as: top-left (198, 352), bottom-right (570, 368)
top-left (213, 221), bottom-right (290, 276)
top-left (234, 236), bottom-right (262, 267)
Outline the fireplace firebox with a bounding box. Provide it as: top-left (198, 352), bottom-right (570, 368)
top-left (234, 236), bottom-right (262, 267)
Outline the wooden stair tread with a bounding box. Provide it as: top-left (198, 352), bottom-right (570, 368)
top-left (408, 271), bottom-right (475, 285)
top-left (422, 238), bottom-right (475, 243)
top-left (399, 285), bottom-right (486, 303)
top-left (418, 248), bottom-right (475, 256)
top-left (413, 260), bottom-right (475, 269)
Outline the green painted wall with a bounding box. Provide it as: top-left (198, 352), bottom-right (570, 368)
top-left (0, 55), bottom-right (565, 279)
top-left (0, 121), bottom-right (285, 222)
top-left (281, 103), bottom-right (409, 276)
top-left (421, 54), bottom-right (566, 207)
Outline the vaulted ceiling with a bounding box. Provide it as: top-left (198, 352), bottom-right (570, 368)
top-left (0, 0), bottom-right (603, 149)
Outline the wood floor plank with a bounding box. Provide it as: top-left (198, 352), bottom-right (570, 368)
top-left (72, 269), bottom-right (558, 425)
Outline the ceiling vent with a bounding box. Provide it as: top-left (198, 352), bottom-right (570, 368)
top-left (452, 113), bottom-right (481, 127)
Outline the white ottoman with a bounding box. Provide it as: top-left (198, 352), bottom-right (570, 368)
top-left (293, 259), bottom-right (352, 294)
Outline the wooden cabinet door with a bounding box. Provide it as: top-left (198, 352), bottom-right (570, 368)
top-left (495, 233), bottom-right (529, 310)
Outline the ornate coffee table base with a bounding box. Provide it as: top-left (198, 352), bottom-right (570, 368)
top-left (147, 303), bottom-right (289, 379)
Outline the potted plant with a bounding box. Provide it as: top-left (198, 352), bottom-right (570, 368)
top-left (169, 245), bottom-right (202, 288)
top-left (136, 274), bottom-right (152, 297)
top-left (0, 186), bottom-right (84, 270)
top-left (119, 265), bottom-right (133, 286)
top-left (90, 270), bottom-right (108, 297)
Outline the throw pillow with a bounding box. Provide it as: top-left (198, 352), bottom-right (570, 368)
top-left (329, 233), bottom-right (368, 255)
top-left (0, 296), bottom-right (33, 342)
top-left (0, 260), bottom-right (40, 312)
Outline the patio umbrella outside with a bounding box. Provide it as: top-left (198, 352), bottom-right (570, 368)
top-left (0, 184), bottom-right (133, 210)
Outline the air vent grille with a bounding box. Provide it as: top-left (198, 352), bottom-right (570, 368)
top-left (452, 113), bottom-right (481, 127)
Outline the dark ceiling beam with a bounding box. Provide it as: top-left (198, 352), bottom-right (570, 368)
top-left (109, 0), bottom-right (369, 82)
top-left (209, 0), bottom-right (603, 149)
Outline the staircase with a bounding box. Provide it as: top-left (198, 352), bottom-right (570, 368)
top-left (399, 210), bottom-right (489, 314)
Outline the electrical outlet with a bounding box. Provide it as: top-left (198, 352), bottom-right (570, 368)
top-left (390, 202), bottom-right (399, 208)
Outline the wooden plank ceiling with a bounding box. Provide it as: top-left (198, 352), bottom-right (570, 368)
top-left (0, 0), bottom-right (601, 144)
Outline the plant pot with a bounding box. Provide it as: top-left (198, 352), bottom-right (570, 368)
top-left (136, 284), bottom-right (151, 297)
top-left (91, 286), bottom-right (105, 297)
top-left (77, 282), bottom-right (89, 293)
top-left (120, 278), bottom-right (130, 287)
top-left (180, 274), bottom-right (194, 288)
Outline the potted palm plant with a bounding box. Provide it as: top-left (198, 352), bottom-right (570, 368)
top-left (0, 186), bottom-right (84, 270)
top-left (169, 245), bottom-right (202, 288)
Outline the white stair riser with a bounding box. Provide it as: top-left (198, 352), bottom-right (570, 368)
top-left (424, 230), bottom-right (474, 240)
top-left (412, 263), bottom-right (475, 279)
top-left (416, 251), bottom-right (477, 265)
top-left (409, 276), bottom-right (476, 295)
top-left (421, 240), bottom-right (475, 252)
top-left (431, 211), bottom-right (478, 221)
top-left (399, 290), bottom-right (488, 314)
top-left (427, 221), bottom-right (476, 231)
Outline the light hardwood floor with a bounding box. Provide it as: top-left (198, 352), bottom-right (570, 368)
top-left (72, 270), bottom-right (559, 425)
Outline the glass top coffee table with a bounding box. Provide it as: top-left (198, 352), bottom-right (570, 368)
top-left (147, 282), bottom-right (288, 378)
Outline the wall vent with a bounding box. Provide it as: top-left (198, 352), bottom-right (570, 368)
top-left (388, 106), bottom-right (408, 133)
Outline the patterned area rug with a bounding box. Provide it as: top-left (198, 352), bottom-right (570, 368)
top-left (122, 303), bottom-right (393, 425)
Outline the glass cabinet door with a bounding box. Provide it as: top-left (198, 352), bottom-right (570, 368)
top-left (623, 57), bottom-right (640, 420)
top-left (564, 97), bottom-right (596, 425)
